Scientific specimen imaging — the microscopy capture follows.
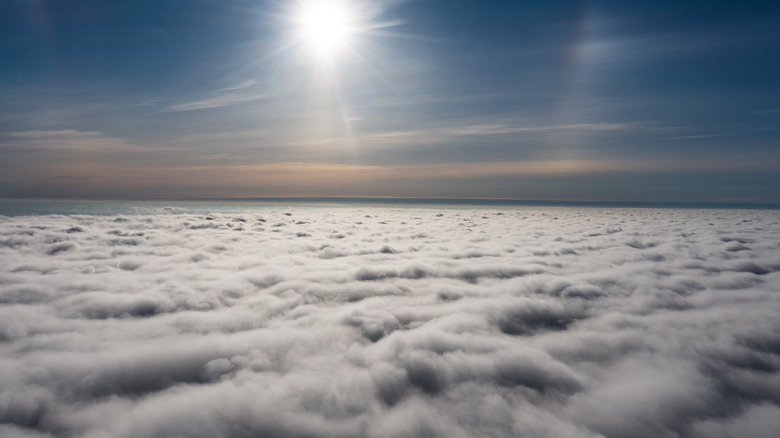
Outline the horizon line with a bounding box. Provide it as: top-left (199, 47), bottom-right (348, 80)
top-left (2, 196), bottom-right (779, 210)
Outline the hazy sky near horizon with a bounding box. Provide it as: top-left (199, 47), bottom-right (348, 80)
top-left (1, 0), bottom-right (779, 201)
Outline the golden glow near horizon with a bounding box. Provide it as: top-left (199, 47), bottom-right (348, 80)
top-left (297, 0), bottom-right (355, 58)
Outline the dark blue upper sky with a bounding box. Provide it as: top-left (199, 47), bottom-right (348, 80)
top-left (1, 0), bottom-right (779, 202)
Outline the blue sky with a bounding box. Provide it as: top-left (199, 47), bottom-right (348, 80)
top-left (1, 0), bottom-right (779, 202)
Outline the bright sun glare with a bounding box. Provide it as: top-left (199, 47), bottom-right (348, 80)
top-left (298, 1), bottom-right (354, 57)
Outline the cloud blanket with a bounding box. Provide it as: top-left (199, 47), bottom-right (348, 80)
top-left (1, 207), bottom-right (779, 437)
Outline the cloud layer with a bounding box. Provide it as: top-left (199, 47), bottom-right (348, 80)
top-left (1, 206), bottom-right (779, 437)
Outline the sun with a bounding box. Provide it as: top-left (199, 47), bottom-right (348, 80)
top-left (298, 0), bottom-right (355, 57)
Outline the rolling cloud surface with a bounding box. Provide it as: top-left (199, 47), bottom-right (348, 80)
top-left (1, 207), bottom-right (779, 437)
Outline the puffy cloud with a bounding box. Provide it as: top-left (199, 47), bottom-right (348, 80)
top-left (0, 206), bottom-right (779, 437)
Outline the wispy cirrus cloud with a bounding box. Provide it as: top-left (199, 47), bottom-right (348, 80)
top-left (8, 129), bottom-right (104, 139)
top-left (4, 130), bottom-right (149, 152)
top-left (163, 94), bottom-right (273, 112)
top-left (276, 121), bottom-right (646, 149)
top-left (660, 134), bottom-right (731, 141)
top-left (443, 122), bottom-right (638, 136)
top-left (163, 81), bottom-right (273, 112)
top-left (391, 121), bottom-right (641, 139)
top-left (379, 156), bottom-right (780, 179)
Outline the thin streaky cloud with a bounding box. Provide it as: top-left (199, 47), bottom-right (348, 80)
top-left (661, 134), bottom-right (730, 141)
top-left (373, 92), bottom-right (522, 108)
top-left (0, 129), bottom-right (181, 156)
top-left (267, 122), bottom-right (647, 150)
top-left (353, 122), bottom-right (644, 147)
top-left (217, 80), bottom-right (258, 92)
top-left (446, 123), bottom-right (639, 136)
top-left (361, 29), bottom-right (452, 42)
top-left (8, 130), bottom-right (104, 139)
top-left (357, 20), bottom-right (406, 32)
top-left (163, 94), bottom-right (273, 112)
top-left (3, 130), bottom-right (153, 153)
top-left (388, 157), bottom-right (780, 178)
top-left (162, 80), bottom-right (272, 113)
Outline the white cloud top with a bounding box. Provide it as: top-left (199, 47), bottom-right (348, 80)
top-left (1, 207), bottom-right (779, 437)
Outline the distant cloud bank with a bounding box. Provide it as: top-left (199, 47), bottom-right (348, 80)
top-left (1, 207), bottom-right (779, 437)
